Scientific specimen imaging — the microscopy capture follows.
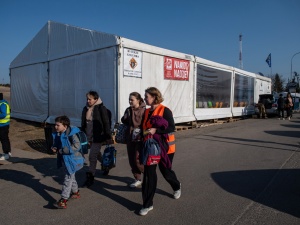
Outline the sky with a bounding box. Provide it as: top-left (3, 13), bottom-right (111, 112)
top-left (0, 0), bottom-right (299, 84)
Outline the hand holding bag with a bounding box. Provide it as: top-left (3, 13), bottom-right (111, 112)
top-left (115, 124), bottom-right (128, 144)
top-left (142, 135), bottom-right (161, 166)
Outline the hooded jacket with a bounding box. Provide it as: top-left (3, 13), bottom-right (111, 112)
top-left (52, 126), bottom-right (84, 175)
top-left (81, 103), bottom-right (112, 143)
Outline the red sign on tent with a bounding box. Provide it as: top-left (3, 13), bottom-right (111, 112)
top-left (164, 56), bottom-right (190, 81)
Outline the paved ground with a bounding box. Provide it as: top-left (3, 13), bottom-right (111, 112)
top-left (0, 115), bottom-right (299, 225)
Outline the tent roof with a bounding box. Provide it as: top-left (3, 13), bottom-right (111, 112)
top-left (10, 21), bottom-right (119, 68)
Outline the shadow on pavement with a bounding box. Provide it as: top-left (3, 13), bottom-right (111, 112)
top-left (280, 124), bottom-right (300, 129)
top-left (84, 174), bottom-right (141, 212)
top-left (265, 130), bottom-right (300, 138)
top-left (198, 135), bottom-right (299, 152)
top-left (2, 157), bottom-right (173, 212)
top-left (77, 167), bottom-right (174, 213)
top-left (289, 120), bottom-right (300, 123)
top-left (18, 158), bottom-right (144, 211)
top-left (0, 168), bottom-right (60, 209)
top-left (211, 169), bottom-right (300, 218)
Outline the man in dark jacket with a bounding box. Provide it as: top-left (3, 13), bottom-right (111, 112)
top-left (81, 91), bottom-right (113, 187)
top-left (277, 94), bottom-right (285, 120)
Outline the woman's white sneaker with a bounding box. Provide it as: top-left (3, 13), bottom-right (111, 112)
top-left (139, 206), bottom-right (153, 216)
top-left (130, 180), bottom-right (142, 188)
top-left (173, 183), bottom-right (181, 199)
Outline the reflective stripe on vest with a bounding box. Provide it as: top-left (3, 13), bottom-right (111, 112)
top-left (143, 104), bottom-right (175, 154)
top-left (0, 102), bottom-right (10, 124)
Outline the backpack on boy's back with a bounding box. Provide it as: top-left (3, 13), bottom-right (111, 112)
top-left (68, 130), bottom-right (89, 155)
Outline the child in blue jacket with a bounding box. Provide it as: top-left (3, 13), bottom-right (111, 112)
top-left (51, 115), bottom-right (84, 209)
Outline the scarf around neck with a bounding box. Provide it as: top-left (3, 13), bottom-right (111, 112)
top-left (86, 98), bottom-right (102, 121)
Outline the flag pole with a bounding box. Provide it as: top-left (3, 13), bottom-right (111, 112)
top-left (270, 66), bottom-right (272, 78)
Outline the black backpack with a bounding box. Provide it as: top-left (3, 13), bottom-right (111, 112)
top-left (68, 131), bottom-right (89, 155)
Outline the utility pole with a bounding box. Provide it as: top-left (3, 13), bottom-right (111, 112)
top-left (291, 51), bottom-right (300, 80)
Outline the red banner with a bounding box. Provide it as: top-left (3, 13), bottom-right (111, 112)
top-left (164, 56), bottom-right (190, 81)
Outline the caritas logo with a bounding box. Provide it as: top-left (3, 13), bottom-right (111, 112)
top-left (164, 56), bottom-right (190, 81)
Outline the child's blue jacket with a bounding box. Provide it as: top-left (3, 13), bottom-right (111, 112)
top-left (52, 126), bottom-right (84, 175)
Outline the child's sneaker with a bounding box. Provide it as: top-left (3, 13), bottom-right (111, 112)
top-left (70, 190), bottom-right (80, 199)
top-left (55, 198), bottom-right (68, 209)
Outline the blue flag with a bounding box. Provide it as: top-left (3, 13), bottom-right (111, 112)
top-left (266, 53), bottom-right (271, 67)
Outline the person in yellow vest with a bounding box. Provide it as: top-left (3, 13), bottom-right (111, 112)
top-left (0, 93), bottom-right (11, 160)
top-left (139, 87), bottom-right (181, 216)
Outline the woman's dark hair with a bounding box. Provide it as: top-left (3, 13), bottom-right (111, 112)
top-left (130, 92), bottom-right (144, 104)
top-left (86, 90), bottom-right (99, 100)
top-left (55, 115), bottom-right (70, 127)
top-left (145, 87), bottom-right (164, 104)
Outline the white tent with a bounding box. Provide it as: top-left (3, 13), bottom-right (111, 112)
top-left (10, 21), bottom-right (195, 126)
top-left (10, 21), bottom-right (271, 127)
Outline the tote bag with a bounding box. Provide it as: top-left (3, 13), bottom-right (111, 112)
top-left (142, 137), bottom-right (161, 165)
top-left (115, 124), bottom-right (128, 144)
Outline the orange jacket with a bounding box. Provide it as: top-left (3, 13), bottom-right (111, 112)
top-left (142, 104), bottom-right (175, 154)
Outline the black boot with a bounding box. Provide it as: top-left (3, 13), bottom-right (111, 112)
top-left (102, 168), bottom-right (110, 176)
top-left (83, 172), bottom-right (94, 187)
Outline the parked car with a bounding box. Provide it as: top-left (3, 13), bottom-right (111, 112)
top-left (255, 94), bottom-right (278, 116)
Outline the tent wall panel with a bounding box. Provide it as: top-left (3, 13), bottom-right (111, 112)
top-left (10, 24), bottom-right (48, 68)
top-left (10, 63), bottom-right (48, 122)
top-left (47, 47), bottom-right (117, 126)
top-left (48, 21), bottom-right (119, 61)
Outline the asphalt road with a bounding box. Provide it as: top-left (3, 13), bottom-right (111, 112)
top-left (0, 115), bottom-right (299, 225)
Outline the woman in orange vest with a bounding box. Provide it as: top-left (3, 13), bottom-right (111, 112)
top-left (139, 87), bottom-right (181, 216)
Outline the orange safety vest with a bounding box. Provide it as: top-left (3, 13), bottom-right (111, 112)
top-left (142, 104), bottom-right (175, 154)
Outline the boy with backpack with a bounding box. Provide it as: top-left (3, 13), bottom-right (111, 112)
top-left (81, 91), bottom-right (113, 187)
top-left (51, 115), bottom-right (85, 209)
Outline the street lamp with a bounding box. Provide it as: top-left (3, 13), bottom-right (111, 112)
top-left (291, 51), bottom-right (300, 80)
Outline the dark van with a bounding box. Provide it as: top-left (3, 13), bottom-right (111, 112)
top-left (255, 94), bottom-right (278, 115)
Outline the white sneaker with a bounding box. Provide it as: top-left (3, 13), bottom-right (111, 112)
top-left (173, 183), bottom-right (181, 199)
top-left (288, 117), bottom-right (291, 120)
top-left (130, 180), bottom-right (142, 188)
top-left (139, 206), bottom-right (153, 216)
top-left (0, 152), bottom-right (11, 160)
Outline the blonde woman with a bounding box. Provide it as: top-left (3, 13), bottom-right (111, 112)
top-left (139, 87), bottom-right (181, 216)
